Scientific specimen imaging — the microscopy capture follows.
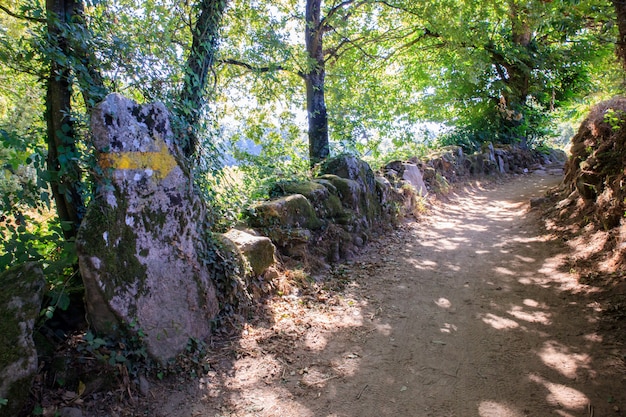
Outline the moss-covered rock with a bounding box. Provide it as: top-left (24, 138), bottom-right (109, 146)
top-left (426, 145), bottom-right (469, 181)
top-left (270, 180), bottom-right (345, 220)
top-left (0, 262), bottom-right (45, 417)
top-left (270, 180), bottom-right (328, 201)
top-left (319, 155), bottom-right (383, 228)
top-left (320, 154), bottom-right (377, 193)
top-left (244, 155), bottom-right (401, 264)
top-left (248, 194), bottom-right (323, 230)
top-left (318, 175), bottom-right (362, 211)
top-left (383, 162), bottom-right (428, 196)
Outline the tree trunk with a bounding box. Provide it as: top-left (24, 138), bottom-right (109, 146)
top-left (305, 0), bottom-right (330, 166)
top-left (502, 0), bottom-right (532, 148)
top-left (46, 0), bottom-right (85, 239)
top-left (69, 1), bottom-right (108, 111)
top-left (613, 0), bottom-right (626, 72)
top-left (179, 0), bottom-right (228, 157)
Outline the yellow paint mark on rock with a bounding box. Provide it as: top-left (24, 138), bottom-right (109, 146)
top-left (99, 140), bottom-right (178, 180)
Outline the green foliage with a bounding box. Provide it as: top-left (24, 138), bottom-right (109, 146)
top-left (203, 105), bottom-right (311, 231)
top-left (76, 327), bottom-right (212, 383)
top-left (0, 0), bottom-right (624, 347)
top-left (77, 326), bottom-right (149, 380)
top-left (0, 56), bottom-right (79, 317)
top-left (604, 108), bottom-right (626, 131)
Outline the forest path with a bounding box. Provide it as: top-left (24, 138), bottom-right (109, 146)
top-left (152, 171), bottom-right (625, 417)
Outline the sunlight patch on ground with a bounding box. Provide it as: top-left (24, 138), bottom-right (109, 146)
top-left (227, 356), bottom-right (284, 388)
top-left (537, 341), bottom-right (592, 379)
top-left (507, 236), bottom-right (545, 244)
top-left (478, 400), bottom-right (525, 417)
top-left (529, 373), bottom-right (589, 410)
top-left (375, 322), bottom-right (393, 336)
top-left (330, 353), bottom-right (361, 377)
top-left (517, 277), bottom-right (552, 288)
top-left (414, 259), bottom-right (438, 269)
top-left (225, 386), bottom-right (316, 417)
top-left (420, 237), bottom-right (460, 250)
top-left (407, 257), bottom-right (433, 269)
top-left (440, 322), bottom-right (458, 333)
top-left (334, 309), bottom-right (364, 327)
top-left (523, 298), bottom-right (547, 308)
top-left (300, 367), bottom-right (337, 387)
top-left (554, 411), bottom-right (578, 417)
top-left (583, 332), bottom-right (603, 343)
top-left (304, 331), bottom-right (328, 351)
top-left (433, 219), bottom-right (463, 230)
top-left (514, 254), bottom-right (536, 263)
top-left (435, 297), bottom-right (452, 308)
top-left (494, 266), bottom-right (515, 276)
top-left (507, 305), bottom-right (552, 325)
top-left (481, 313), bottom-right (519, 330)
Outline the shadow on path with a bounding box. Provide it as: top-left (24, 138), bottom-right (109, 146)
top-left (151, 173), bottom-right (625, 417)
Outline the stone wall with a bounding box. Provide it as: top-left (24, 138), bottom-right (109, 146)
top-left (247, 145), bottom-right (566, 265)
top-left (63, 93), bottom-right (566, 362)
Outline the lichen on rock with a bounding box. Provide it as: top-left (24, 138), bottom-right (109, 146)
top-left (77, 93), bottom-right (219, 363)
top-left (0, 262), bottom-right (45, 417)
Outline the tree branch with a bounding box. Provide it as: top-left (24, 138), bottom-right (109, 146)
top-left (323, 0), bottom-right (357, 25)
top-left (218, 58), bottom-right (305, 79)
top-left (0, 4), bottom-right (46, 23)
top-left (370, 0), bottom-right (421, 17)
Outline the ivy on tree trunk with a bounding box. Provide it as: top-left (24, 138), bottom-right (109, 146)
top-left (179, 0), bottom-right (228, 157)
top-left (45, 0), bottom-right (85, 240)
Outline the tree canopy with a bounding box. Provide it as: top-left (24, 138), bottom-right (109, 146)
top-left (0, 0), bottom-right (624, 275)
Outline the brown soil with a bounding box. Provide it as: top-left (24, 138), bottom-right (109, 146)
top-left (54, 171), bottom-right (626, 417)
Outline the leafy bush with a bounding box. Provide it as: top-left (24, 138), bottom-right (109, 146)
top-left (436, 97), bottom-right (557, 152)
top-left (202, 115), bottom-right (311, 231)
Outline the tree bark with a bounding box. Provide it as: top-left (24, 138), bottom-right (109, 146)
top-left (305, 0), bottom-right (330, 166)
top-left (179, 0), bottom-right (228, 157)
top-left (613, 0), bottom-right (626, 72)
top-left (46, 0), bottom-right (85, 239)
top-left (499, 0), bottom-right (533, 148)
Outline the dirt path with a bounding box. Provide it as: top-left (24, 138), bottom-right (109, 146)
top-left (152, 172), bottom-right (625, 417)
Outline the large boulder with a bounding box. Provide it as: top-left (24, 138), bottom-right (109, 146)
top-left (77, 93), bottom-right (219, 363)
top-left (401, 164), bottom-right (428, 196)
top-left (320, 154), bottom-right (377, 193)
top-left (0, 263), bottom-right (45, 417)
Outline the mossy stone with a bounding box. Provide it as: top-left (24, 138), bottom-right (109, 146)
top-left (0, 262), bottom-right (45, 417)
top-left (249, 194), bottom-right (323, 230)
top-left (270, 180), bottom-right (329, 201)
